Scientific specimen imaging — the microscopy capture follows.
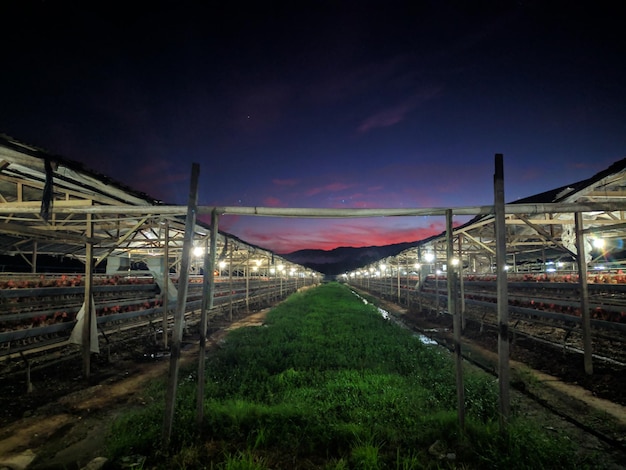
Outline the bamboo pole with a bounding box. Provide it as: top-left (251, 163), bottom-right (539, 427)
top-left (82, 213), bottom-right (94, 379)
top-left (575, 212), bottom-right (593, 375)
top-left (228, 249), bottom-right (233, 321)
top-left (447, 209), bottom-right (465, 431)
top-left (197, 209), bottom-right (219, 425)
top-left (207, 210), bottom-right (218, 312)
top-left (3, 201), bottom-right (624, 217)
top-left (163, 163), bottom-right (200, 446)
top-left (396, 262), bottom-right (401, 303)
top-left (245, 253), bottom-right (250, 311)
top-left (162, 219), bottom-right (169, 349)
top-left (494, 154), bottom-right (510, 433)
top-left (458, 234), bottom-right (466, 330)
top-left (32, 240), bottom-right (37, 273)
top-left (196, 236), bottom-right (211, 427)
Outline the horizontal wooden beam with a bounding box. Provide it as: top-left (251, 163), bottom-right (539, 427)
top-left (0, 201), bottom-right (625, 218)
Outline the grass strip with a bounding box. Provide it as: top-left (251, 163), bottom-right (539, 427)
top-left (106, 282), bottom-right (602, 469)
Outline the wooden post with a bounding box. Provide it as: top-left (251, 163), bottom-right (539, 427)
top-left (574, 212), bottom-right (593, 375)
top-left (396, 262), bottom-right (401, 303)
top-left (447, 209), bottom-right (465, 431)
top-left (245, 253), bottom-right (250, 311)
top-left (207, 210), bottom-right (218, 313)
top-left (494, 153), bottom-right (510, 433)
top-left (228, 249), bottom-right (233, 321)
top-left (435, 262), bottom-right (440, 313)
top-left (163, 163), bottom-right (200, 446)
top-left (417, 246), bottom-right (423, 312)
top-left (32, 240), bottom-right (37, 274)
top-left (19, 352), bottom-right (33, 393)
top-left (405, 259), bottom-right (410, 306)
top-left (458, 234), bottom-right (466, 330)
top-left (162, 219), bottom-right (169, 349)
top-left (83, 213), bottom-right (94, 379)
top-left (196, 210), bottom-right (218, 427)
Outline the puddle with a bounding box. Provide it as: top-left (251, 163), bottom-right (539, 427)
top-left (352, 290), bottom-right (389, 319)
top-left (351, 290), bottom-right (437, 345)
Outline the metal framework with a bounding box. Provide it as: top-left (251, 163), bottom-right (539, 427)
top-left (0, 135), bottom-right (318, 280)
top-left (349, 158), bottom-right (626, 277)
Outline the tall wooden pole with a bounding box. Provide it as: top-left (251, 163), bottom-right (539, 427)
top-left (163, 163), bottom-right (199, 446)
top-left (32, 241), bottom-right (37, 274)
top-left (207, 210), bottom-right (218, 313)
top-left (245, 253), bottom-right (250, 311)
top-left (162, 219), bottom-right (169, 349)
top-left (447, 209), bottom-right (465, 431)
top-left (396, 262), bottom-right (401, 303)
top-left (574, 212), bottom-right (593, 375)
top-left (228, 249), bottom-right (233, 321)
top-left (82, 213), bottom-right (94, 379)
top-left (458, 234), bottom-right (466, 330)
top-left (494, 153), bottom-right (510, 433)
top-left (196, 210), bottom-right (218, 426)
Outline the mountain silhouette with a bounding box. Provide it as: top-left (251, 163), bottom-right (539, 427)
top-left (281, 241), bottom-right (420, 275)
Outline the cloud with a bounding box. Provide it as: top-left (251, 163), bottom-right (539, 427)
top-left (305, 182), bottom-right (354, 196)
top-left (132, 159), bottom-right (189, 200)
top-left (236, 217), bottom-right (446, 253)
top-left (272, 178), bottom-right (299, 186)
top-left (357, 87), bottom-right (441, 133)
top-left (263, 196), bottom-right (284, 207)
top-left (357, 103), bottom-right (412, 133)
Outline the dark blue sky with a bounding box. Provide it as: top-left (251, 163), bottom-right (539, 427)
top-left (1, 1), bottom-right (624, 252)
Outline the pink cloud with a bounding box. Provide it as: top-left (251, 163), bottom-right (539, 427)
top-left (263, 196), bottom-right (284, 207)
top-left (234, 217), bottom-right (447, 253)
top-left (305, 182), bottom-right (353, 196)
top-left (272, 178), bottom-right (300, 186)
top-left (216, 214), bottom-right (240, 232)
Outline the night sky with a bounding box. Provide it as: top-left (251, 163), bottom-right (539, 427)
top-left (1, 1), bottom-right (624, 253)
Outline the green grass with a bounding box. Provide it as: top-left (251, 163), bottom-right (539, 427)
top-left (106, 282), bottom-right (601, 469)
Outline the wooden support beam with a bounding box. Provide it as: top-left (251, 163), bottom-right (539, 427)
top-left (575, 212), bottom-right (593, 375)
top-left (459, 231), bottom-right (496, 255)
top-left (2, 201), bottom-right (626, 217)
top-left (162, 219), bottom-right (170, 349)
top-left (83, 213), bottom-right (94, 379)
top-left (447, 209), bottom-right (464, 431)
top-left (94, 215), bottom-right (150, 266)
top-left (196, 209), bottom-right (218, 428)
top-left (163, 163), bottom-right (200, 446)
top-left (494, 154), bottom-right (510, 434)
top-left (516, 214), bottom-right (577, 257)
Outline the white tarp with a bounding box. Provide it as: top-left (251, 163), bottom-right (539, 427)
top-left (69, 297), bottom-right (100, 353)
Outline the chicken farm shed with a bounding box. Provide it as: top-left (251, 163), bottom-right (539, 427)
top-left (0, 134), bottom-right (321, 378)
top-left (2, 134), bottom-right (626, 461)
top-left (345, 156), bottom-right (626, 412)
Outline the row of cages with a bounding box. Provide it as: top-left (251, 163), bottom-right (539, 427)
top-left (0, 271), bottom-right (316, 358)
top-left (349, 272), bottom-right (626, 333)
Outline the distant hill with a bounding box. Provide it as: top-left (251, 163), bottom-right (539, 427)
top-left (281, 241), bottom-right (420, 275)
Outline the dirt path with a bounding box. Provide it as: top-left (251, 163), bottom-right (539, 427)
top-left (0, 309), bottom-right (271, 470)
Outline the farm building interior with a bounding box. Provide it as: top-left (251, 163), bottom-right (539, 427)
top-left (0, 134), bottom-right (321, 376)
top-left (1, 132), bottom-right (626, 407)
top-left (1, 133), bottom-right (626, 468)
top-left (1, 134), bottom-right (626, 357)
